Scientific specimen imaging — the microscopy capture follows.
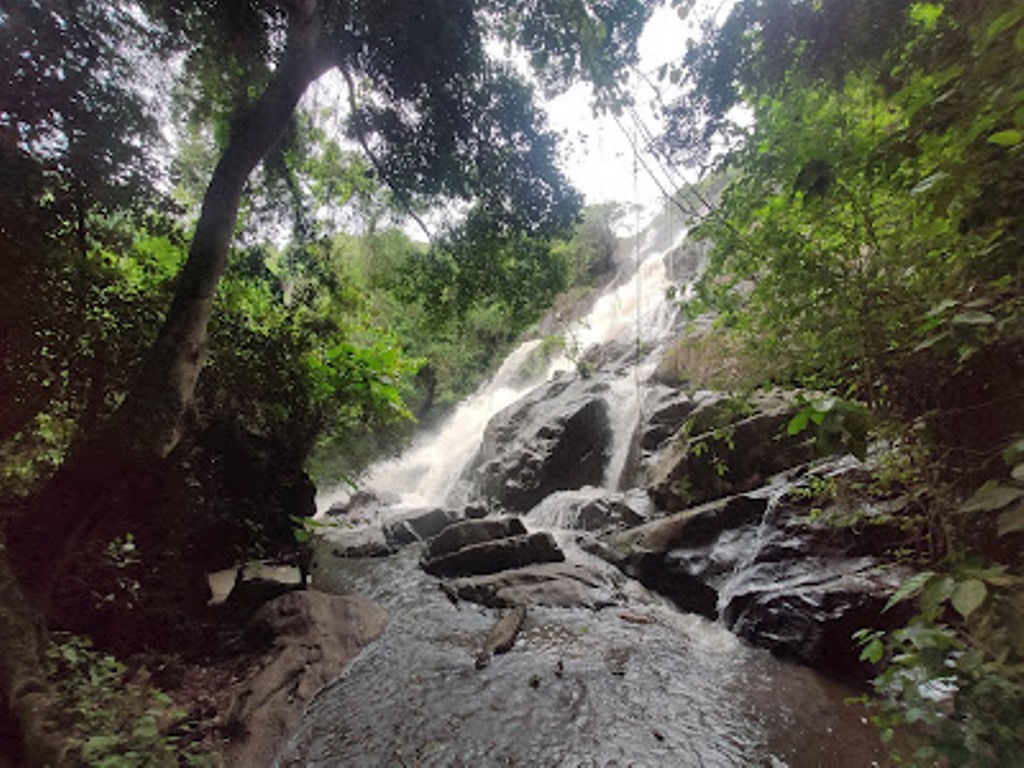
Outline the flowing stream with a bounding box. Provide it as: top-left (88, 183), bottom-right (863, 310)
top-left (286, 211), bottom-right (890, 766)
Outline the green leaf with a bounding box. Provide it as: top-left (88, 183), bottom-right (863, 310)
top-left (860, 637), bottom-right (885, 664)
top-left (927, 298), bottom-right (959, 316)
top-left (132, 716), bottom-right (160, 739)
top-left (921, 574), bottom-right (956, 614)
top-left (997, 502), bottom-right (1024, 537)
top-left (884, 570), bottom-right (935, 612)
top-left (950, 579), bottom-right (987, 619)
top-left (914, 332), bottom-right (950, 352)
top-left (1003, 438), bottom-right (1024, 465)
top-left (1012, 463), bottom-right (1024, 483)
top-left (984, 8), bottom-right (1024, 45)
top-left (82, 735), bottom-right (121, 758)
top-left (910, 171), bottom-right (949, 195)
top-left (987, 129), bottom-right (1023, 147)
top-left (959, 481), bottom-right (1024, 513)
top-left (951, 310), bottom-right (996, 325)
top-left (787, 409), bottom-right (811, 435)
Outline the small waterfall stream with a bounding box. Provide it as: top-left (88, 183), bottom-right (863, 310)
top-left (317, 215), bottom-right (686, 516)
top-left (287, 211), bottom-right (891, 766)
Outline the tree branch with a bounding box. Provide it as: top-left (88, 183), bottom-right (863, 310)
top-left (339, 64), bottom-right (434, 243)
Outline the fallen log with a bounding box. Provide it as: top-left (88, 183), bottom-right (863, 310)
top-left (475, 604), bottom-right (527, 670)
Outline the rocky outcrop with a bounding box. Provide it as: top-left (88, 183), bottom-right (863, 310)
top-left (421, 517), bottom-right (565, 582)
top-left (470, 373), bottom-right (613, 512)
top-left (422, 518), bottom-right (620, 610)
top-left (225, 590), bottom-right (387, 767)
top-left (424, 517), bottom-right (527, 561)
top-left (646, 390), bottom-right (816, 511)
top-left (598, 459), bottom-right (914, 679)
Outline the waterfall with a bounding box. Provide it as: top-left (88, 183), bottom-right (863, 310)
top-left (317, 207), bottom-right (691, 515)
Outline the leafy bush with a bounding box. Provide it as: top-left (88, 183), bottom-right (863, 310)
top-left (44, 634), bottom-right (213, 767)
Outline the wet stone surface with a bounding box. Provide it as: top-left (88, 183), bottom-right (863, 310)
top-left (283, 548), bottom-right (891, 767)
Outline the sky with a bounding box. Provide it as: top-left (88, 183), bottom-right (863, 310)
top-left (543, 3), bottom-right (720, 210)
top-left (302, 2), bottom-right (735, 239)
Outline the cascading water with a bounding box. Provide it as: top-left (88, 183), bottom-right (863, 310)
top-left (289, 207), bottom-right (892, 767)
top-left (317, 210), bottom-right (688, 516)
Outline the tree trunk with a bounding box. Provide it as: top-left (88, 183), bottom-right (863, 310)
top-left (0, 538), bottom-right (74, 766)
top-left (9, 2), bottom-right (335, 608)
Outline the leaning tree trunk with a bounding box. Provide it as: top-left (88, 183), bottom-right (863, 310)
top-left (9, 2), bottom-right (334, 609)
top-left (3, 2), bottom-right (336, 759)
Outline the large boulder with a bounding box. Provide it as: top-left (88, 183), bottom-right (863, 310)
top-left (422, 532), bottom-right (564, 578)
top-left (382, 507), bottom-right (461, 547)
top-left (600, 459), bottom-right (915, 678)
top-left (225, 591), bottom-right (387, 767)
top-left (469, 373), bottom-right (613, 512)
top-left (647, 390), bottom-right (816, 511)
top-left (424, 517), bottom-right (527, 561)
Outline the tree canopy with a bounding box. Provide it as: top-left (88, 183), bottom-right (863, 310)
top-left (661, 1), bottom-right (1024, 762)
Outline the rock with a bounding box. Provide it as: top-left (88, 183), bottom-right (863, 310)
top-left (652, 326), bottom-right (751, 389)
top-left (422, 532), bottom-right (565, 578)
top-left (324, 489), bottom-right (397, 519)
top-left (597, 494), bottom-right (766, 619)
top-left (325, 526), bottom-right (395, 559)
top-left (598, 468), bottom-right (915, 679)
top-left (603, 494), bottom-right (768, 564)
top-left (647, 391), bottom-right (816, 511)
top-left (721, 562), bottom-right (908, 678)
top-left (383, 507), bottom-right (461, 547)
top-left (463, 503), bottom-right (489, 519)
top-left (526, 488), bottom-right (648, 532)
top-left (225, 591), bottom-right (387, 767)
top-left (470, 373), bottom-right (613, 512)
top-left (639, 387), bottom-right (698, 451)
top-left (447, 562), bottom-right (618, 609)
top-left (424, 517), bottom-right (527, 561)
top-left (475, 605), bottom-right (527, 669)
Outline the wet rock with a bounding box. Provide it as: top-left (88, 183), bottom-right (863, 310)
top-left (640, 387), bottom-right (699, 451)
top-left (463, 502), bottom-right (489, 519)
top-left (603, 494), bottom-right (768, 564)
top-left (447, 562), bottom-right (617, 609)
top-left (722, 562), bottom-right (907, 678)
top-left (423, 532), bottom-right (565, 578)
top-left (383, 507), bottom-right (461, 547)
top-left (326, 527), bottom-right (395, 559)
top-left (424, 517), bottom-right (527, 561)
top-left (599, 469), bottom-right (914, 679)
top-left (471, 373), bottom-right (613, 512)
top-left (526, 488), bottom-right (649, 532)
top-left (226, 591), bottom-right (387, 767)
top-left (648, 391), bottom-right (815, 510)
top-left (325, 489), bottom-right (399, 519)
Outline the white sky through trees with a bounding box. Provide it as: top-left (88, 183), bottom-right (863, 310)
top-left (545, 1), bottom-right (734, 211)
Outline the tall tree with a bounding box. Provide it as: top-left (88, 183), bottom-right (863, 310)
top-left (8, 0), bottom-right (652, 606)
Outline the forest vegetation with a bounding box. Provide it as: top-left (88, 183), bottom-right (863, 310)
top-left (0, 0), bottom-right (1022, 764)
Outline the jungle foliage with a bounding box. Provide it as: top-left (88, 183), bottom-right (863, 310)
top-left (666, 1), bottom-right (1024, 763)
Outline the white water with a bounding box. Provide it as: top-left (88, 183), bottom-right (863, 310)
top-left (296, 208), bottom-right (894, 767)
top-left (317, 215), bottom-right (690, 514)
